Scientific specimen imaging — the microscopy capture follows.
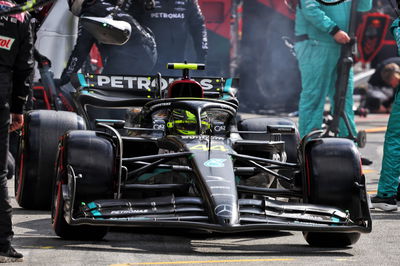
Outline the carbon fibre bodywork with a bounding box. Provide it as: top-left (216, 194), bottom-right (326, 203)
top-left (54, 82), bottom-right (372, 236)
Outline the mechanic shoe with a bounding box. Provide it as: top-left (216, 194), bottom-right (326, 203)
top-left (0, 246), bottom-right (23, 263)
top-left (371, 195), bottom-right (398, 212)
top-left (397, 183), bottom-right (400, 201)
top-left (361, 157), bottom-right (373, 166)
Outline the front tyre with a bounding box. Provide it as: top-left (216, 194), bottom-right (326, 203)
top-left (302, 138), bottom-right (367, 247)
top-left (303, 232), bottom-right (361, 247)
top-left (52, 177), bottom-right (108, 241)
top-left (52, 130), bottom-right (115, 240)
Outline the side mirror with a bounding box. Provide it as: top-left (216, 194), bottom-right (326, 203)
top-left (80, 16), bottom-right (131, 45)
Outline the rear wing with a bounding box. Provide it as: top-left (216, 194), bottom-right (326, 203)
top-left (70, 73), bottom-right (239, 100)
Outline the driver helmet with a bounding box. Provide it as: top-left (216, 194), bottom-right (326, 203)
top-left (167, 109), bottom-right (210, 135)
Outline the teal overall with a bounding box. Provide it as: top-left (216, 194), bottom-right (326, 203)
top-left (376, 18), bottom-right (400, 198)
top-left (294, 0), bottom-right (372, 138)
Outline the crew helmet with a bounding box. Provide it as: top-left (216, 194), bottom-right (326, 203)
top-left (68, 0), bottom-right (96, 16)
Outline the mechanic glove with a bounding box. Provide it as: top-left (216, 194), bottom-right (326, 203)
top-left (34, 49), bottom-right (52, 68)
top-left (56, 75), bottom-right (70, 88)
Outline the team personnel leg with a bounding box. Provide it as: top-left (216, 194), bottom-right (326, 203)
top-left (296, 40), bottom-right (357, 138)
top-left (0, 107), bottom-right (12, 249)
top-left (0, 106), bottom-right (23, 262)
top-left (296, 41), bottom-right (337, 138)
top-left (371, 92), bottom-right (400, 211)
top-left (0, 97), bottom-right (23, 262)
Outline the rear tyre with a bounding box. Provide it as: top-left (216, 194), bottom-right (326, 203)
top-left (15, 110), bottom-right (86, 210)
top-left (302, 138), bottom-right (364, 247)
top-left (52, 130), bottom-right (115, 240)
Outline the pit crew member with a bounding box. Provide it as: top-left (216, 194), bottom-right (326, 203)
top-left (294, 0), bottom-right (372, 138)
top-left (59, 0), bottom-right (157, 86)
top-left (0, 0), bottom-right (34, 262)
top-left (131, 0), bottom-right (208, 74)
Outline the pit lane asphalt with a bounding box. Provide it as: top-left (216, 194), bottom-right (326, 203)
top-left (6, 113), bottom-right (399, 266)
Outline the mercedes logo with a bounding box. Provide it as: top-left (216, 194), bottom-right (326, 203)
top-left (215, 204), bottom-right (233, 217)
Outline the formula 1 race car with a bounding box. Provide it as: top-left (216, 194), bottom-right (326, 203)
top-left (16, 63), bottom-right (371, 247)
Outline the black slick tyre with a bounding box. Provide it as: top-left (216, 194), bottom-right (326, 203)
top-left (15, 110), bottom-right (85, 210)
top-left (302, 232), bottom-right (360, 248)
top-left (302, 138), bottom-right (364, 247)
top-left (52, 180), bottom-right (109, 241)
top-left (52, 130), bottom-right (115, 240)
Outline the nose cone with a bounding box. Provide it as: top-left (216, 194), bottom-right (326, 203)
top-left (214, 203), bottom-right (239, 226)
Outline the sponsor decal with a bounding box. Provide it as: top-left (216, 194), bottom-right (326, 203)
top-left (204, 158), bottom-right (227, 168)
top-left (153, 121), bottom-right (165, 130)
top-left (110, 209), bottom-right (149, 214)
top-left (97, 75), bottom-right (154, 89)
top-left (181, 135), bottom-right (224, 140)
top-left (149, 102), bottom-right (172, 111)
top-left (214, 204), bottom-right (233, 217)
top-left (93, 75), bottom-right (215, 91)
top-left (150, 12), bottom-right (185, 19)
top-left (109, 217), bottom-right (151, 221)
top-left (213, 125), bottom-right (226, 132)
top-left (331, 217), bottom-right (340, 223)
top-left (0, 35), bottom-right (14, 50)
top-left (151, 102), bottom-right (171, 108)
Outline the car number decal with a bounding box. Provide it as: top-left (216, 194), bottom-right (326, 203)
top-left (189, 144), bottom-right (228, 152)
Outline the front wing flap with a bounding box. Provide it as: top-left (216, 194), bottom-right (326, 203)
top-left (68, 195), bottom-right (370, 233)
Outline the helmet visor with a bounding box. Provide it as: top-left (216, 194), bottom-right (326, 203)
top-left (173, 120), bottom-right (210, 135)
